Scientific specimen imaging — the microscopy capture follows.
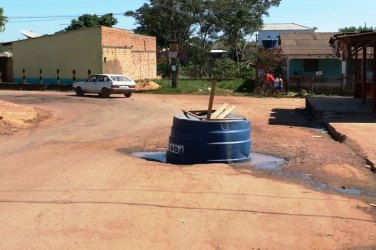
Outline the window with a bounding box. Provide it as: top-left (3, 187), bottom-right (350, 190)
top-left (110, 75), bottom-right (130, 81)
top-left (303, 59), bottom-right (319, 71)
top-left (89, 75), bottom-right (98, 82)
top-left (98, 76), bottom-right (109, 82)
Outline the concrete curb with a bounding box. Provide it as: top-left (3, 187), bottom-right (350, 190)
top-left (326, 123), bottom-right (347, 142)
top-left (306, 98), bottom-right (376, 173)
top-left (326, 124), bottom-right (376, 172)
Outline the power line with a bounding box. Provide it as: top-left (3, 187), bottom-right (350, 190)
top-left (8, 12), bottom-right (124, 20)
top-left (8, 18), bottom-right (74, 24)
top-left (9, 15), bottom-right (82, 19)
top-left (6, 13), bottom-right (127, 24)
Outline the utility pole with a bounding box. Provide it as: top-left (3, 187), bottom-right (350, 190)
top-left (168, 0), bottom-right (178, 88)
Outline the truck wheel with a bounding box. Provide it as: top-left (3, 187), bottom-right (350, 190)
top-left (124, 93), bottom-right (132, 98)
top-left (75, 87), bottom-right (84, 96)
top-left (101, 88), bottom-right (110, 98)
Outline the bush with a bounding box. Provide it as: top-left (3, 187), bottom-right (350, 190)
top-left (178, 64), bottom-right (198, 79)
top-left (160, 56), bottom-right (255, 80)
top-left (152, 79), bottom-right (251, 95)
top-left (211, 58), bottom-right (255, 79)
top-left (157, 62), bottom-right (169, 78)
top-left (234, 79), bottom-right (256, 93)
top-left (211, 58), bottom-right (237, 79)
top-left (217, 79), bottom-right (243, 90)
top-left (153, 79), bottom-right (211, 95)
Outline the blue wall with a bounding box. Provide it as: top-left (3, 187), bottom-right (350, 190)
top-left (289, 58), bottom-right (342, 76)
top-left (13, 78), bottom-right (86, 85)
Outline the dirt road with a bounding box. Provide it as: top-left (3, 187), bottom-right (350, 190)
top-left (0, 90), bottom-right (375, 249)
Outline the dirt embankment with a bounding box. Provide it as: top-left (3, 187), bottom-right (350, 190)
top-left (0, 100), bottom-right (50, 136)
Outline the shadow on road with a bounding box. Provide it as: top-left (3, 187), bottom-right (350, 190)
top-left (268, 108), bottom-right (312, 127)
top-left (66, 94), bottom-right (127, 99)
top-left (268, 97), bottom-right (376, 127)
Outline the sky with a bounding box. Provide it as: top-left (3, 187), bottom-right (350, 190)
top-left (1, 0), bottom-right (376, 42)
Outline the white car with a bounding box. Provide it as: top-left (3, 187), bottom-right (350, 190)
top-left (73, 74), bottom-right (136, 98)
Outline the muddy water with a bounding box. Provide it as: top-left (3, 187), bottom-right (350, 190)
top-left (130, 151), bottom-right (370, 198)
top-left (131, 151), bottom-right (167, 162)
top-left (130, 151), bottom-right (284, 169)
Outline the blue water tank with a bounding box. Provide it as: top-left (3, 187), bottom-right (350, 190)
top-left (262, 40), bottom-right (278, 48)
top-left (166, 114), bottom-right (251, 164)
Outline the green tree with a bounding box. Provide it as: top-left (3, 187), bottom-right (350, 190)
top-left (256, 47), bottom-right (285, 74)
top-left (125, 2), bottom-right (172, 47)
top-left (338, 25), bottom-right (374, 33)
top-left (127, 0), bottom-right (280, 80)
top-left (125, 0), bottom-right (201, 47)
top-left (0, 7), bottom-right (8, 32)
top-left (213, 0), bottom-right (281, 65)
top-left (189, 0), bottom-right (220, 78)
top-left (65, 13), bottom-right (118, 31)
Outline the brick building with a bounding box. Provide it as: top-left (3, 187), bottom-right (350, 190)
top-left (9, 26), bottom-right (157, 85)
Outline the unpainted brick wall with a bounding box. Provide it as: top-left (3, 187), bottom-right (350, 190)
top-left (101, 27), bottom-right (157, 80)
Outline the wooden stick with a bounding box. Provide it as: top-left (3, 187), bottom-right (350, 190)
top-left (207, 81), bottom-right (216, 119)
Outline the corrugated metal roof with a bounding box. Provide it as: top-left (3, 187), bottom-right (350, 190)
top-left (262, 23), bottom-right (315, 31)
top-left (280, 32), bottom-right (338, 56)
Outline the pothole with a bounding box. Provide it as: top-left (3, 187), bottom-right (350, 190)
top-left (127, 150), bottom-right (375, 198)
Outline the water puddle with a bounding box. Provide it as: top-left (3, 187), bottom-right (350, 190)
top-left (128, 150), bottom-right (368, 198)
top-left (313, 182), bottom-right (328, 190)
top-left (131, 152), bottom-right (167, 163)
top-left (245, 153), bottom-right (284, 170)
top-left (335, 187), bottom-right (361, 196)
top-left (130, 151), bottom-right (284, 170)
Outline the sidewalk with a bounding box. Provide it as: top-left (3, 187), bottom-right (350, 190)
top-left (306, 97), bottom-right (376, 171)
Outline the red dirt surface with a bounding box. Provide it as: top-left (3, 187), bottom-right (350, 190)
top-left (0, 91), bottom-right (375, 249)
top-left (0, 99), bottom-right (50, 136)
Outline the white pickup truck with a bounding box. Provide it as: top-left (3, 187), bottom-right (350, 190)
top-left (73, 74), bottom-right (136, 98)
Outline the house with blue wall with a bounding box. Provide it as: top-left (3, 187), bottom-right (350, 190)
top-left (279, 32), bottom-right (343, 88)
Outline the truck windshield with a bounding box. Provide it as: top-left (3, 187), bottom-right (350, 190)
top-left (110, 75), bottom-right (131, 81)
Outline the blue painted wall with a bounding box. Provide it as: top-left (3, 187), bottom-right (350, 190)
top-left (289, 58), bottom-right (342, 76)
top-left (13, 78), bottom-right (86, 85)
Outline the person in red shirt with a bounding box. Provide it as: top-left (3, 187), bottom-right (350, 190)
top-left (265, 72), bottom-right (275, 83)
top-left (264, 71), bottom-right (275, 88)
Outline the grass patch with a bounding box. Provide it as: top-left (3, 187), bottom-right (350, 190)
top-left (151, 79), bottom-right (254, 95)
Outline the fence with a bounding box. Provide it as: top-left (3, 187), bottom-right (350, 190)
top-left (287, 75), bottom-right (354, 95)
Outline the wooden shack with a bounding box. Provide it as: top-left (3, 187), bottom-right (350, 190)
top-left (330, 32), bottom-right (376, 112)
